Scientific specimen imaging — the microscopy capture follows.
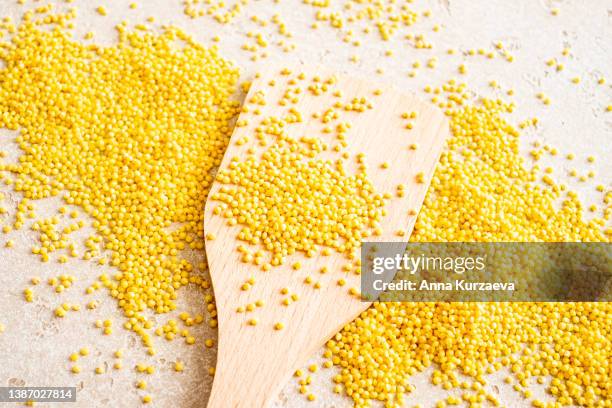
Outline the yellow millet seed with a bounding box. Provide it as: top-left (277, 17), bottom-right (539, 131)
top-left (23, 288), bottom-right (33, 302)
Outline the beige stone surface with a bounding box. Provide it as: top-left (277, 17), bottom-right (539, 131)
top-left (0, 0), bottom-right (610, 407)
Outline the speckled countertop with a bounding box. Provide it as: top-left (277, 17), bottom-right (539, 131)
top-left (0, 0), bottom-right (610, 407)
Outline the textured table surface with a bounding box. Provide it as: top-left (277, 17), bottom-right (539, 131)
top-left (0, 0), bottom-right (610, 407)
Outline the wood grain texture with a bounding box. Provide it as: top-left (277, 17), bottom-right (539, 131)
top-left (204, 65), bottom-right (449, 408)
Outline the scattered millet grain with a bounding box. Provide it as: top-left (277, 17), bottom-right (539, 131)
top-left (183, 0), bottom-right (249, 23)
top-left (0, 9), bottom-right (240, 346)
top-left (1, 4), bottom-right (609, 408)
top-left (327, 89), bottom-right (610, 407)
top-left (211, 135), bottom-right (385, 265)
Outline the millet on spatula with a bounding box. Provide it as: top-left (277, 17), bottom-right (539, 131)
top-left (204, 66), bottom-right (449, 408)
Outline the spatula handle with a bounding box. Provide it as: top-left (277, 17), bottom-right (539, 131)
top-left (206, 331), bottom-right (290, 408)
top-left (206, 291), bottom-right (370, 408)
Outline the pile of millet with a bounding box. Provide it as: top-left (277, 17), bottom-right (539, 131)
top-left (211, 126), bottom-right (387, 268)
top-left (0, 9), bottom-right (240, 355)
top-left (328, 89), bottom-right (610, 407)
top-left (0, 4), bottom-right (609, 408)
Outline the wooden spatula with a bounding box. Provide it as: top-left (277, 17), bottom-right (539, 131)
top-left (204, 65), bottom-right (449, 408)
